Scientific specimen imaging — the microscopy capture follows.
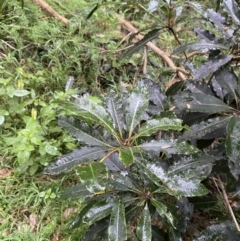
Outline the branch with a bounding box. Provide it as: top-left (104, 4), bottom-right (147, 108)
top-left (30, 0), bottom-right (69, 25)
top-left (115, 13), bottom-right (187, 81)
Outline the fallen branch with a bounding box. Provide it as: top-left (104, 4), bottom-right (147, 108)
top-left (115, 13), bottom-right (187, 81)
top-left (30, 0), bottom-right (69, 25)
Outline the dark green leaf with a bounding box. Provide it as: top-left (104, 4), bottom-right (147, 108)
top-left (108, 198), bottom-right (127, 241)
top-left (168, 154), bottom-right (214, 181)
top-left (173, 40), bottom-right (227, 55)
top-left (223, 0), bottom-right (240, 25)
top-left (135, 118), bottom-right (184, 139)
top-left (57, 98), bottom-right (118, 138)
top-left (126, 84), bottom-right (149, 137)
top-left (104, 153), bottom-right (125, 171)
top-left (194, 27), bottom-right (217, 42)
top-left (179, 92), bottom-right (230, 113)
top-left (43, 147), bottom-right (110, 175)
top-left (168, 228), bottom-right (182, 241)
top-left (152, 226), bottom-right (167, 241)
top-left (136, 203), bottom-right (152, 241)
top-left (181, 116), bottom-right (231, 140)
top-left (213, 67), bottom-right (238, 102)
top-left (194, 55), bottom-right (232, 81)
top-left (226, 117), bottom-right (240, 180)
top-left (82, 198), bottom-right (114, 225)
top-left (166, 81), bottom-right (185, 96)
top-left (86, 3), bottom-right (99, 20)
top-left (151, 199), bottom-right (175, 226)
top-left (58, 116), bottom-right (111, 147)
top-left (122, 28), bottom-right (162, 59)
top-left (119, 147), bottom-right (134, 167)
top-left (194, 221), bottom-right (240, 241)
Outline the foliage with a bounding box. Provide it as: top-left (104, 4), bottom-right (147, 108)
top-left (43, 79), bottom-right (214, 240)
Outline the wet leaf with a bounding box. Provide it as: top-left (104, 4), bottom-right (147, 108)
top-left (82, 198), bottom-right (114, 225)
top-left (226, 117), bottom-right (240, 180)
top-left (193, 55), bottom-right (232, 81)
top-left (119, 147), bottom-right (134, 167)
top-left (151, 199), bottom-right (175, 226)
top-left (194, 27), bottom-right (217, 42)
top-left (57, 97), bottom-right (118, 138)
top-left (223, 0), bottom-right (240, 25)
top-left (135, 118), bottom-right (184, 139)
top-left (108, 198), bottom-right (127, 241)
top-left (43, 146), bottom-right (110, 175)
top-left (62, 183), bottom-right (93, 199)
top-left (173, 40), bottom-right (227, 54)
top-left (104, 153), bottom-right (125, 171)
top-left (126, 84), bottom-right (149, 137)
top-left (178, 92), bottom-right (230, 113)
top-left (136, 203), bottom-right (152, 241)
top-left (122, 28), bottom-right (162, 59)
top-left (139, 140), bottom-right (199, 155)
top-left (194, 221), bottom-right (240, 241)
top-left (76, 162), bottom-right (107, 183)
top-left (58, 116), bottom-right (111, 147)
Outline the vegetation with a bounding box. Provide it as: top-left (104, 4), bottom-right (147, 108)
top-left (1, 0), bottom-right (240, 240)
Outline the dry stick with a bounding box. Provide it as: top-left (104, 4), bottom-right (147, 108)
top-left (217, 175), bottom-right (240, 232)
top-left (115, 13), bottom-right (187, 81)
top-left (30, 0), bottom-right (69, 25)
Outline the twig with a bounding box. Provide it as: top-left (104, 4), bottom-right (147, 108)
top-left (143, 47), bottom-right (147, 74)
top-left (217, 175), bottom-right (240, 232)
top-left (30, 0), bottom-right (69, 25)
top-left (115, 13), bottom-right (187, 81)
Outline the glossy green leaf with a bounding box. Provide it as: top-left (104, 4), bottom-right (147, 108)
top-left (136, 203), bottom-right (152, 241)
top-left (151, 199), bottom-right (175, 227)
top-left (62, 183), bottom-right (93, 199)
top-left (57, 98), bottom-right (118, 137)
top-left (82, 198), bottom-right (114, 225)
top-left (126, 84), bottom-right (149, 137)
top-left (43, 146), bottom-right (110, 175)
top-left (76, 162), bottom-right (107, 183)
top-left (0, 115), bottom-right (4, 125)
top-left (108, 198), bottom-right (127, 241)
top-left (135, 118), bottom-right (184, 139)
top-left (58, 116), bottom-right (111, 147)
top-left (226, 117), bottom-right (240, 179)
top-left (119, 147), bottom-right (134, 167)
top-left (139, 140), bottom-right (199, 155)
top-left (122, 28), bottom-right (162, 59)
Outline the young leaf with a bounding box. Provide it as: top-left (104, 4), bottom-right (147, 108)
top-left (193, 55), bottom-right (232, 81)
top-left (136, 203), bottom-right (152, 241)
top-left (43, 147), bottom-right (111, 175)
top-left (135, 118), bottom-right (184, 139)
top-left (108, 198), bottom-right (127, 241)
top-left (119, 147), bottom-right (134, 167)
top-left (173, 40), bottom-right (227, 54)
top-left (223, 0), bottom-right (240, 25)
top-left (126, 84), bottom-right (149, 137)
top-left (151, 199), bottom-right (175, 227)
top-left (76, 162), bottom-right (107, 183)
top-left (122, 28), bottom-right (162, 59)
top-left (226, 117), bottom-right (240, 180)
top-left (57, 98), bottom-right (118, 138)
top-left (58, 116), bottom-right (111, 147)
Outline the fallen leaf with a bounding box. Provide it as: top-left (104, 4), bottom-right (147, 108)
top-left (29, 213), bottom-right (39, 232)
top-left (62, 208), bottom-right (78, 219)
top-left (0, 169), bottom-right (12, 178)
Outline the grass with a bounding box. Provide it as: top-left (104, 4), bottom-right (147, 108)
top-left (0, 0), bottom-right (227, 240)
